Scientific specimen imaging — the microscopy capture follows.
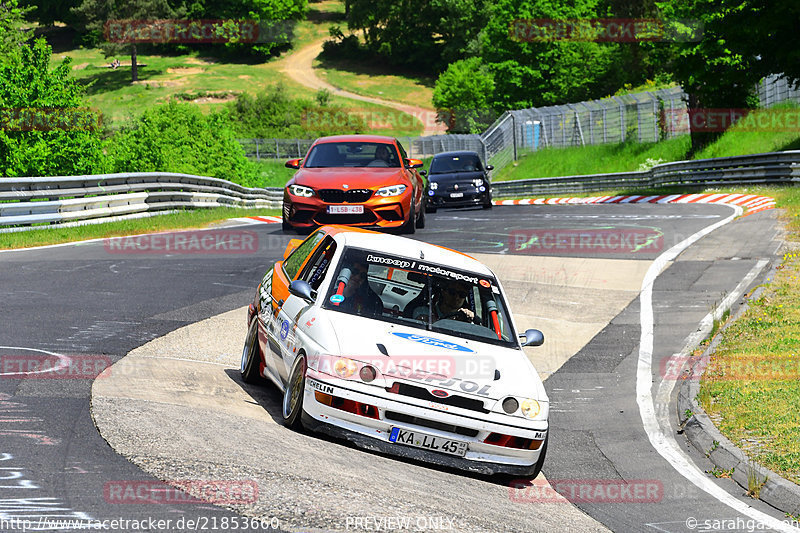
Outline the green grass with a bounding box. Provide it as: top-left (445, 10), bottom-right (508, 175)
top-left (316, 56), bottom-right (436, 109)
top-left (50, 0), bottom-right (420, 136)
top-left (495, 136), bottom-right (691, 181)
top-left (696, 207), bottom-right (800, 483)
top-left (252, 159), bottom-right (297, 188)
top-left (0, 207), bottom-right (279, 250)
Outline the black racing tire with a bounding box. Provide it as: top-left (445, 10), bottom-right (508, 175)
top-left (401, 202), bottom-right (416, 234)
top-left (482, 201), bottom-right (493, 209)
top-left (282, 354), bottom-right (307, 429)
top-left (282, 211), bottom-right (292, 232)
top-left (416, 201), bottom-right (426, 228)
top-left (240, 320), bottom-right (264, 384)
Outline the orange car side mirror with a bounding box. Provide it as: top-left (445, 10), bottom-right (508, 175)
top-left (285, 159), bottom-right (302, 169)
top-left (405, 158), bottom-right (423, 169)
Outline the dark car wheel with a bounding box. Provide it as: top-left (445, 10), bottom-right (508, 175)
top-left (401, 202), bottom-right (416, 234)
top-left (416, 202), bottom-right (426, 229)
top-left (483, 202), bottom-right (493, 209)
top-left (281, 209), bottom-right (292, 232)
top-left (240, 320), bottom-right (263, 384)
top-left (282, 354), bottom-right (307, 429)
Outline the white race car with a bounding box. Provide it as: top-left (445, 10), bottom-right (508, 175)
top-left (241, 225), bottom-right (549, 476)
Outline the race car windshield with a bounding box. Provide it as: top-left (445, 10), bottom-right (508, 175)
top-left (429, 154), bottom-right (483, 174)
top-left (304, 142), bottom-right (402, 168)
top-left (323, 247), bottom-right (518, 348)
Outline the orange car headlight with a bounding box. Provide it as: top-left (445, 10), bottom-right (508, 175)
top-left (375, 184), bottom-right (407, 197)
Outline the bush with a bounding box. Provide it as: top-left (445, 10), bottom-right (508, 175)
top-left (433, 58), bottom-right (496, 133)
top-left (108, 101), bottom-right (261, 186)
top-left (0, 38), bottom-right (106, 177)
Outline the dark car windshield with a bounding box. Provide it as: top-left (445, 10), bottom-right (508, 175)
top-left (322, 247), bottom-right (519, 348)
top-left (304, 142), bottom-right (401, 168)
top-left (429, 154), bottom-right (483, 174)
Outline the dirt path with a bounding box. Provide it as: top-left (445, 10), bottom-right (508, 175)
top-left (279, 38), bottom-right (448, 136)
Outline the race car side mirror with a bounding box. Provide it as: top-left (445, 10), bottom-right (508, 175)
top-left (285, 159), bottom-right (302, 169)
top-left (289, 280), bottom-right (314, 303)
top-left (284, 238), bottom-right (303, 259)
top-left (520, 328), bottom-right (544, 347)
top-left (405, 158), bottom-right (423, 168)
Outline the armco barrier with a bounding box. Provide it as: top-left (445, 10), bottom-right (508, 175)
top-left (492, 150), bottom-right (800, 198)
top-left (0, 172), bottom-right (283, 231)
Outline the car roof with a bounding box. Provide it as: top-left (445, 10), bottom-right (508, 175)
top-left (313, 135), bottom-right (396, 144)
top-left (431, 151), bottom-right (481, 158)
top-left (320, 226), bottom-right (492, 276)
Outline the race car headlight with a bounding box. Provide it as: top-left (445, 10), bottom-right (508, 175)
top-left (334, 358), bottom-right (358, 379)
top-left (376, 184), bottom-right (407, 197)
top-left (521, 399), bottom-right (541, 419)
top-left (288, 184), bottom-right (314, 197)
top-left (429, 182), bottom-right (438, 190)
top-left (359, 365), bottom-right (377, 383)
top-left (501, 397), bottom-right (519, 414)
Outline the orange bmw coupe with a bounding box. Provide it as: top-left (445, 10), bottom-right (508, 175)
top-left (282, 135), bottom-right (427, 233)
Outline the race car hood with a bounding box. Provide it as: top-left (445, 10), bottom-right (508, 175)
top-left (292, 167), bottom-right (409, 189)
top-left (321, 312), bottom-right (547, 402)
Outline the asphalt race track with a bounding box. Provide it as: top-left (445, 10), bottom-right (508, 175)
top-left (0, 203), bottom-right (795, 533)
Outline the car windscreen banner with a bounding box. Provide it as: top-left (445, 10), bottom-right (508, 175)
top-left (363, 252), bottom-right (491, 289)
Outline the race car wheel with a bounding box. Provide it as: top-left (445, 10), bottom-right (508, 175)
top-left (240, 320), bottom-right (263, 384)
top-left (282, 354), bottom-right (307, 429)
top-left (281, 211), bottom-right (292, 232)
top-left (415, 202), bottom-right (426, 229)
top-left (400, 202), bottom-right (416, 234)
top-left (482, 201), bottom-right (493, 209)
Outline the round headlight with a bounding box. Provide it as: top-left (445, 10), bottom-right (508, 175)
top-left (521, 399), bottom-right (541, 419)
top-left (334, 358), bottom-right (358, 379)
top-left (429, 182), bottom-right (438, 190)
top-left (502, 397), bottom-right (519, 414)
top-left (359, 365), bottom-right (377, 383)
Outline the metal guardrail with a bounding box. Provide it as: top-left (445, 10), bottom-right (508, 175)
top-left (492, 151), bottom-right (800, 198)
top-left (3, 151), bottom-right (798, 231)
top-left (0, 172), bottom-right (282, 230)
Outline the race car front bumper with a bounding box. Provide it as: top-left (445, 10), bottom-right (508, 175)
top-left (300, 373), bottom-right (547, 476)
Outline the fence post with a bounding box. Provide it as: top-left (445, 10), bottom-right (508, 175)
top-left (511, 113), bottom-right (517, 161)
top-left (276, 140), bottom-right (280, 160)
top-left (255, 139), bottom-right (260, 161)
top-left (296, 138), bottom-right (300, 158)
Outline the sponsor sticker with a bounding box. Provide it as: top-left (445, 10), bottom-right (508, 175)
top-left (389, 332), bottom-right (474, 353)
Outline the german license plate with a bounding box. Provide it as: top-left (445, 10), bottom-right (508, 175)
top-left (389, 427), bottom-right (467, 457)
top-left (449, 192), bottom-right (464, 198)
top-left (327, 205), bottom-right (364, 214)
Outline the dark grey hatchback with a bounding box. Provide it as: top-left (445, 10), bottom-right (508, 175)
top-left (425, 151), bottom-right (493, 212)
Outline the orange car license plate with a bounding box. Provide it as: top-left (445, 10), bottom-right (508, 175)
top-left (327, 205), bottom-right (364, 214)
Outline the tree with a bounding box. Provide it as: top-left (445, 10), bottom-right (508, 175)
top-left (344, 0), bottom-right (488, 73)
top-left (0, 0), bottom-right (33, 56)
top-left (432, 58), bottom-right (496, 133)
top-left (656, 0), bottom-right (762, 151)
top-left (72, 0), bottom-right (183, 82)
top-left (0, 38), bottom-right (106, 177)
top-left (19, 0), bottom-right (81, 27)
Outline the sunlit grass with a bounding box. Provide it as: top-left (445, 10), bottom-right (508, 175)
top-left (0, 207), bottom-right (279, 250)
